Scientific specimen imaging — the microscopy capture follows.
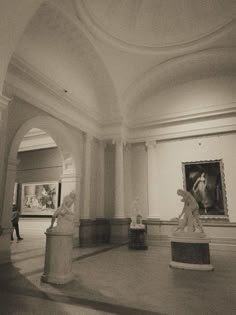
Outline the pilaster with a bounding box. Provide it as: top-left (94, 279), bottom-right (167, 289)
top-left (113, 138), bottom-right (125, 218)
top-left (145, 141), bottom-right (160, 220)
top-left (96, 140), bottom-right (106, 219)
top-left (110, 138), bottom-right (129, 243)
top-left (81, 133), bottom-right (93, 219)
top-left (124, 143), bottom-right (132, 218)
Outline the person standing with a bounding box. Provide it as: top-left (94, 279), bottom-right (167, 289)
top-left (11, 205), bottom-right (23, 241)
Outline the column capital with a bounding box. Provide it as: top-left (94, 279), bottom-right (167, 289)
top-left (112, 137), bottom-right (126, 146)
top-left (145, 140), bottom-right (157, 149)
top-left (84, 133), bottom-right (93, 143)
top-left (124, 143), bottom-right (132, 152)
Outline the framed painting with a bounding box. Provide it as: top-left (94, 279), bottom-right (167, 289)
top-left (182, 160), bottom-right (228, 220)
top-left (21, 181), bottom-right (59, 216)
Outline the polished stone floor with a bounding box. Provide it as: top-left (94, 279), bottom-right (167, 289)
top-left (1, 226), bottom-right (236, 315)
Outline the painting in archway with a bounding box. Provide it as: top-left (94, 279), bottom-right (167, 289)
top-left (21, 182), bottom-right (59, 215)
top-left (182, 160), bottom-right (228, 218)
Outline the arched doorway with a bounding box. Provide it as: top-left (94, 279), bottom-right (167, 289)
top-left (3, 116), bottom-right (81, 252)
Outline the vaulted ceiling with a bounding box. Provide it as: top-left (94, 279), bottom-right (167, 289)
top-left (4, 0), bottom-right (236, 137)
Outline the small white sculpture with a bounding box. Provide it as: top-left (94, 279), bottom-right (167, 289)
top-left (48, 191), bottom-right (76, 233)
top-left (130, 197), bottom-right (145, 229)
top-left (175, 189), bottom-right (204, 233)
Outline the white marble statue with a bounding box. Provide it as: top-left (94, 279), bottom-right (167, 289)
top-left (130, 197), bottom-right (145, 229)
top-left (175, 189), bottom-right (204, 233)
top-left (48, 191), bottom-right (76, 233)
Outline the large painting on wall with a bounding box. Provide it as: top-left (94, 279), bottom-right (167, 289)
top-left (182, 160), bottom-right (228, 219)
top-left (21, 182), bottom-right (59, 215)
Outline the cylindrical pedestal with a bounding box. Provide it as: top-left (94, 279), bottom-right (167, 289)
top-left (41, 230), bottom-right (73, 284)
top-left (170, 233), bottom-right (214, 271)
top-left (129, 228), bottom-right (148, 250)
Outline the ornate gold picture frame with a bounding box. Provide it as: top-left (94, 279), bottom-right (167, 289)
top-left (182, 160), bottom-right (228, 221)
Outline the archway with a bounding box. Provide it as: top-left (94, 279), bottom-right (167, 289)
top-left (3, 115), bottom-right (81, 249)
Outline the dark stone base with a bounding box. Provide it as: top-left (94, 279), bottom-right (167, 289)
top-left (79, 219), bottom-right (96, 247)
top-left (171, 241), bottom-right (210, 264)
top-left (79, 219), bottom-right (110, 247)
top-left (110, 218), bottom-right (130, 244)
top-left (129, 228), bottom-right (148, 250)
top-left (170, 235), bottom-right (214, 271)
top-left (95, 218), bottom-right (110, 243)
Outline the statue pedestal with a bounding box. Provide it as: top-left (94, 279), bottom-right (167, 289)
top-left (41, 230), bottom-right (73, 284)
top-left (169, 232), bottom-right (214, 271)
top-left (129, 226), bottom-right (148, 250)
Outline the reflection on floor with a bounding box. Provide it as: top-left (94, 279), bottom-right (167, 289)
top-left (1, 228), bottom-right (236, 315)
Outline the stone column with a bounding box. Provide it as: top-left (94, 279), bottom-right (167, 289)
top-left (114, 138), bottom-right (125, 218)
top-left (146, 141), bottom-right (159, 219)
top-left (80, 134), bottom-right (95, 246)
top-left (145, 141), bottom-right (160, 246)
top-left (81, 134), bottom-right (93, 219)
top-left (97, 140), bottom-right (105, 219)
top-left (124, 143), bottom-right (132, 218)
top-left (96, 141), bottom-right (109, 243)
top-left (110, 138), bottom-right (129, 244)
top-left (0, 94), bottom-right (11, 264)
top-left (60, 173), bottom-right (81, 247)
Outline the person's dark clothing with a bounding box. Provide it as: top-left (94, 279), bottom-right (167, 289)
top-left (11, 207), bottom-right (23, 241)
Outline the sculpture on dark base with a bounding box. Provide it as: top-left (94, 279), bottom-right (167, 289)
top-left (129, 197), bottom-right (147, 250)
top-left (170, 189), bottom-right (213, 271)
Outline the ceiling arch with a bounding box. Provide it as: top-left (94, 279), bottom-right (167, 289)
top-left (9, 115), bottom-right (80, 174)
top-left (13, 1), bottom-right (120, 123)
top-left (124, 48), bottom-right (236, 117)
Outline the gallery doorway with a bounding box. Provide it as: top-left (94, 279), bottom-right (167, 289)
top-left (4, 115), bottom-right (81, 249)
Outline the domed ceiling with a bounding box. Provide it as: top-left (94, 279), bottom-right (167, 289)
top-left (75, 0), bottom-right (236, 51)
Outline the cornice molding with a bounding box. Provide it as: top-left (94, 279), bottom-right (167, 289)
top-left (128, 102), bottom-right (236, 129)
top-left (127, 122), bottom-right (236, 144)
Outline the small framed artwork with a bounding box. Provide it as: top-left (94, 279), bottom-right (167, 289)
top-left (182, 160), bottom-right (228, 220)
top-left (21, 181), bottom-right (59, 216)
